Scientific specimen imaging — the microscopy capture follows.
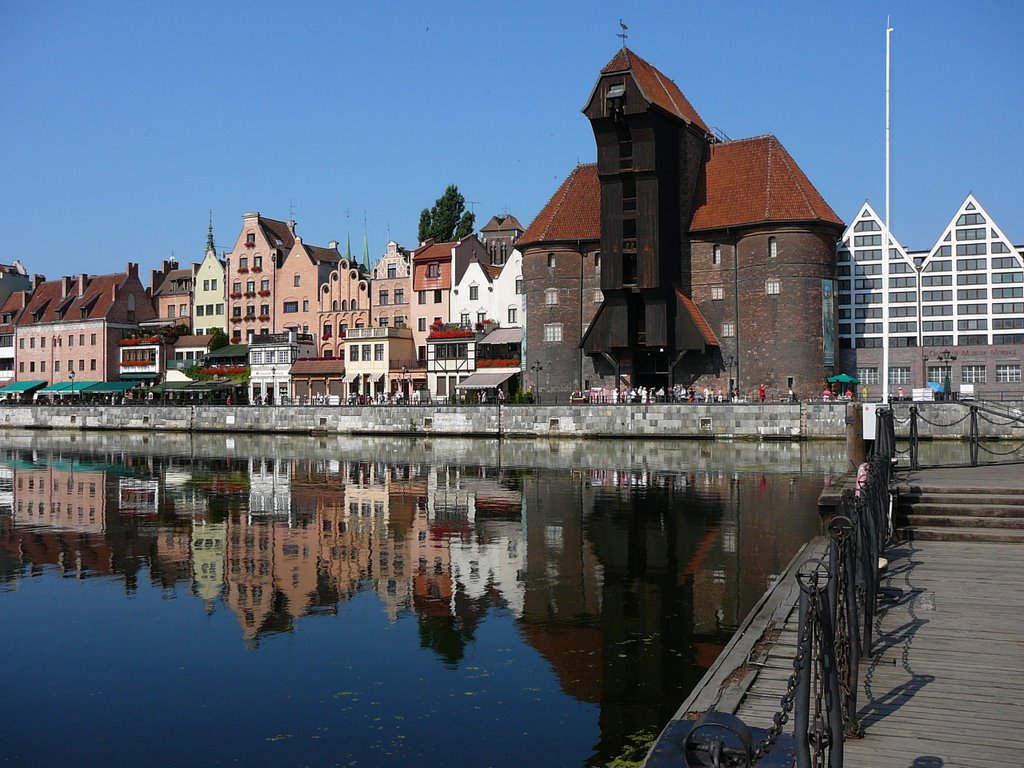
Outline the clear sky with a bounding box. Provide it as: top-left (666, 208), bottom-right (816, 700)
top-left (2, 0), bottom-right (1021, 280)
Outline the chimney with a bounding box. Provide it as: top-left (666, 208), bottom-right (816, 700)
top-left (78, 274), bottom-right (87, 297)
top-left (127, 262), bottom-right (139, 278)
top-left (61, 276), bottom-right (74, 298)
top-left (33, 274), bottom-right (46, 290)
top-left (329, 240), bottom-right (339, 250)
top-left (287, 220), bottom-right (297, 236)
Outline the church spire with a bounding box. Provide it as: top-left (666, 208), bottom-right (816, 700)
top-left (362, 215), bottom-right (369, 270)
top-left (206, 210), bottom-right (215, 255)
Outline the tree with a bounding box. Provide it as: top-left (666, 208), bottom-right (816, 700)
top-left (417, 184), bottom-right (476, 244)
top-left (208, 327), bottom-right (229, 351)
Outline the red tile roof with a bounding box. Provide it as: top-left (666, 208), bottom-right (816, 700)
top-left (290, 358), bottom-right (345, 375)
top-left (173, 335), bottom-right (213, 348)
top-left (480, 263), bottom-right (502, 281)
top-left (412, 241), bottom-right (456, 262)
top-left (600, 48), bottom-right (709, 133)
top-left (481, 214), bottom-right (525, 233)
top-left (304, 243), bottom-right (340, 263)
top-left (676, 289), bottom-right (719, 347)
top-left (519, 164), bottom-right (601, 246)
top-left (17, 270), bottom-right (152, 326)
top-left (690, 135), bottom-right (842, 231)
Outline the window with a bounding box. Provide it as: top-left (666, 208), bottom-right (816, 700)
top-left (233, 306), bottom-right (242, 318)
top-left (543, 323), bottom-right (562, 342)
top-left (515, 277), bottom-right (523, 294)
top-left (547, 253), bottom-right (556, 268)
top-left (426, 263), bottom-right (440, 278)
top-left (712, 244), bottom-right (721, 265)
top-left (303, 300), bottom-right (309, 312)
top-left (996, 364), bottom-right (1021, 383)
top-left (261, 279), bottom-right (270, 291)
top-left (361, 345), bottom-right (371, 361)
top-left (260, 304), bottom-right (269, 316)
top-left (247, 280), bottom-right (255, 293)
top-left (379, 317), bottom-right (389, 328)
top-left (722, 322), bottom-right (735, 338)
top-left (545, 288), bottom-right (558, 305)
top-left (433, 290), bottom-right (442, 303)
top-left (239, 257), bottom-right (248, 269)
top-left (766, 279), bottom-right (780, 295)
top-left (593, 289), bottom-right (603, 303)
top-left (203, 279), bottom-right (210, 291)
top-left (962, 365), bottom-right (986, 384)
top-left (469, 285), bottom-right (479, 301)
top-left (418, 318), bottom-right (426, 332)
top-left (374, 344), bottom-right (384, 361)
top-left (711, 286), bottom-right (724, 301)
top-left (394, 289), bottom-right (404, 305)
top-left (856, 368), bottom-right (879, 385)
top-left (418, 291), bottom-right (426, 305)
top-left (233, 281), bottom-right (241, 294)
top-left (197, 305), bottom-right (205, 316)
top-left (508, 307), bottom-right (517, 324)
top-left (349, 346), bottom-right (358, 361)
top-left (79, 334), bottom-right (85, 345)
top-left (283, 301), bottom-right (298, 313)
top-left (294, 275), bottom-right (301, 287)
top-left (90, 359), bottom-right (96, 371)
top-left (461, 312), bottom-right (470, 325)
top-left (888, 367), bottom-right (911, 385)
top-left (210, 279), bottom-right (218, 291)
top-left (769, 237), bottom-right (778, 259)
top-left (477, 311), bottom-right (486, 324)
top-left (253, 255), bottom-right (262, 268)
top-left (387, 264), bottom-right (397, 279)
top-left (379, 290), bottom-right (389, 306)
top-left (216, 303), bottom-right (223, 315)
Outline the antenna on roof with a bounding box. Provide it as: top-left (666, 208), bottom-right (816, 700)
top-left (618, 19), bottom-right (628, 48)
top-left (467, 200), bottom-right (479, 214)
top-left (289, 198), bottom-right (295, 219)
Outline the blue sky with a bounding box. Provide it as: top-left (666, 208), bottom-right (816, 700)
top-left (2, 1), bottom-right (1021, 280)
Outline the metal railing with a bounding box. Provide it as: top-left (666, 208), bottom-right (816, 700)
top-left (653, 409), bottom-right (896, 767)
top-left (894, 400), bottom-right (1024, 468)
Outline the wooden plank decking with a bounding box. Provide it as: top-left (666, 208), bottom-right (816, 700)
top-left (841, 540), bottom-right (1024, 768)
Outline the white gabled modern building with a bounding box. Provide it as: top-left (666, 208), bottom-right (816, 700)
top-left (838, 194), bottom-right (1024, 399)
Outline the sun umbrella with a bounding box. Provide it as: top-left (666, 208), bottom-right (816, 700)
top-left (827, 373), bottom-right (860, 384)
top-left (926, 381), bottom-right (944, 392)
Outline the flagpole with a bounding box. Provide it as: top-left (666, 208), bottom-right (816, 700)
top-left (881, 19), bottom-right (894, 402)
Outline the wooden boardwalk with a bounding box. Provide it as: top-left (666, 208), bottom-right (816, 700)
top-left (842, 539), bottom-right (1024, 768)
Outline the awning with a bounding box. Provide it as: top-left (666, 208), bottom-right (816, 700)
top-left (120, 371), bottom-right (160, 379)
top-left (0, 380), bottom-right (47, 394)
top-left (455, 371), bottom-right (517, 389)
top-left (479, 328), bottom-right (523, 345)
top-left (82, 381), bottom-right (141, 394)
top-left (373, 373), bottom-right (385, 382)
top-left (36, 382), bottom-right (74, 394)
top-left (343, 373), bottom-right (359, 384)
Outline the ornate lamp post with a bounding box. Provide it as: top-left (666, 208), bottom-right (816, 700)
top-left (270, 365), bottom-right (276, 405)
top-left (530, 362), bottom-right (543, 404)
top-left (937, 348), bottom-right (956, 399)
top-left (402, 366), bottom-right (409, 403)
top-left (68, 369), bottom-right (75, 403)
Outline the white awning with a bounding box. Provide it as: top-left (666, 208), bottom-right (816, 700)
top-left (455, 370), bottom-right (517, 390)
top-left (343, 373), bottom-right (359, 384)
top-left (373, 373), bottom-right (385, 382)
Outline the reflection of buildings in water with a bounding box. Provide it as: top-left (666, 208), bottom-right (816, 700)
top-left (0, 464), bottom-right (12, 516)
top-left (248, 457), bottom-right (292, 523)
top-left (222, 515), bottom-right (320, 642)
top-left (13, 463), bottom-right (108, 534)
top-left (119, 478), bottom-right (159, 517)
top-left (191, 521), bottom-right (226, 609)
top-left (449, 517), bottom-right (525, 617)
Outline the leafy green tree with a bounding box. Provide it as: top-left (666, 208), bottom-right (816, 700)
top-left (208, 327), bottom-right (229, 351)
top-left (417, 184), bottom-right (476, 243)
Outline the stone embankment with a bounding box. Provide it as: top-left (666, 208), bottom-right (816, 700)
top-left (1, 401), bottom-right (1021, 440)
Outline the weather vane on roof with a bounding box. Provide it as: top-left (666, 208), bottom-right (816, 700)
top-left (618, 19), bottom-right (628, 48)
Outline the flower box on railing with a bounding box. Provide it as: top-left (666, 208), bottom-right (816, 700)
top-left (477, 358), bottom-right (520, 368)
top-left (229, 292), bottom-right (242, 299)
top-left (238, 267), bottom-right (249, 273)
top-left (244, 242), bottom-right (255, 248)
top-left (258, 290), bottom-right (270, 297)
top-left (427, 328), bottom-right (475, 340)
top-left (258, 315), bottom-right (270, 321)
top-left (118, 336), bottom-right (161, 347)
top-left (244, 315), bottom-right (256, 321)
top-left (244, 291), bottom-right (256, 297)
top-left (251, 266), bottom-right (262, 273)
top-left (120, 359), bottom-right (156, 367)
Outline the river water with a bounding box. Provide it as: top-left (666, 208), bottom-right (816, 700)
top-left (0, 431), bottom-right (849, 767)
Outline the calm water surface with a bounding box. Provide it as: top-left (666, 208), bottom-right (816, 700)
top-left (0, 432), bottom-right (844, 767)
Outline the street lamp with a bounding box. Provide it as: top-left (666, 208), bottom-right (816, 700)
top-left (937, 349), bottom-right (956, 399)
top-left (68, 369), bottom-right (75, 403)
top-left (270, 365), bottom-right (276, 405)
top-left (530, 362), bottom-right (543, 404)
top-left (402, 366), bottom-right (409, 403)
top-left (724, 355), bottom-right (735, 400)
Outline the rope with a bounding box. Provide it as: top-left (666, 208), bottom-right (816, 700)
top-left (976, 410), bottom-right (1024, 427)
top-left (976, 441), bottom-right (1024, 457)
top-left (914, 410), bottom-right (972, 428)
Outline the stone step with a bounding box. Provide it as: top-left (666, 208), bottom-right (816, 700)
top-left (904, 514), bottom-right (1024, 530)
top-left (898, 502), bottom-right (1024, 518)
top-left (897, 493), bottom-right (1024, 507)
top-left (894, 484), bottom-right (1024, 497)
top-left (895, 526), bottom-right (1024, 544)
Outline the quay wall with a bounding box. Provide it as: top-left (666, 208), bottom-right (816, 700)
top-left (1, 401), bottom-right (1021, 440)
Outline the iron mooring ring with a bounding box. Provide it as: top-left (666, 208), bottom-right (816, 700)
top-left (827, 515), bottom-right (854, 543)
top-left (683, 711), bottom-right (754, 767)
top-left (796, 558), bottom-right (831, 594)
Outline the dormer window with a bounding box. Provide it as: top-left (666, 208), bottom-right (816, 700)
top-left (606, 82), bottom-right (626, 119)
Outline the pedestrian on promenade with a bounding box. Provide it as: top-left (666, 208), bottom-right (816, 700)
top-left (758, 384), bottom-right (766, 402)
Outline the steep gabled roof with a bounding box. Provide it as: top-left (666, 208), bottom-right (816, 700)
top-left (519, 164), bottom-right (601, 246)
top-left (481, 214), bottom-right (525, 233)
top-left (305, 243), bottom-right (340, 264)
top-left (689, 135), bottom-right (842, 231)
top-left (597, 48), bottom-right (708, 133)
top-left (480, 263), bottom-right (502, 281)
top-left (153, 268), bottom-right (194, 296)
top-left (258, 217), bottom-right (296, 249)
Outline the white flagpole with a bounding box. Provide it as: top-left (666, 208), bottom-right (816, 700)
top-left (881, 19), bottom-right (894, 402)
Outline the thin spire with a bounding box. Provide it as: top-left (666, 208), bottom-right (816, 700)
top-left (362, 213), bottom-right (369, 270)
top-left (618, 19), bottom-right (628, 49)
top-left (206, 210), bottom-right (215, 254)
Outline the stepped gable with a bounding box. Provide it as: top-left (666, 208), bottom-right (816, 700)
top-left (519, 164), bottom-right (600, 246)
top-left (597, 47), bottom-right (708, 133)
top-left (690, 135), bottom-right (842, 231)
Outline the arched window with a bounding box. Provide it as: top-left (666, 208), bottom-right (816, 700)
top-left (332, 300), bottom-right (339, 311)
top-left (769, 237), bottom-right (778, 259)
top-left (341, 299), bottom-right (348, 311)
